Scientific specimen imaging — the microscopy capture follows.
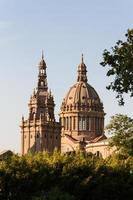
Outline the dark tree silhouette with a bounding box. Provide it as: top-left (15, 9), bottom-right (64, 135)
top-left (101, 29), bottom-right (133, 105)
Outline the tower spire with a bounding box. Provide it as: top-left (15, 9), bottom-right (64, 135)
top-left (77, 54), bottom-right (88, 82)
top-left (37, 51), bottom-right (48, 91)
top-left (81, 53), bottom-right (84, 63)
top-left (42, 49), bottom-right (44, 59)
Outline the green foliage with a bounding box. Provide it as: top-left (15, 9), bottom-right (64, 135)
top-left (32, 187), bottom-right (76, 200)
top-left (0, 151), bottom-right (133, 200)
top-left (106, 114), bottom-right (133, 156)
top-left (100, 29), bottom-right (133, 105)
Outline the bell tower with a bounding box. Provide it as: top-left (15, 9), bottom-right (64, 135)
top-left (37, 51), bottom-right (48, 91)
top-left (20, 52), bottom-right (61, 155)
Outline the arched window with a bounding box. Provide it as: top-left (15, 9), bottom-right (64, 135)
top-left (36, 132), bottom-right (40, 138)
top-left (41, 69), bottom-right (44, 74)
top-left (95, 151), bottom-right (102, 158)
top-left (41, 81), bottom-right (44, 86)
top-left (33, 112), bottom-right (35, 118)
top-left (82, 117), bottom-right (86, 130)
top-left (79, 117), bottom-right (86, 130)
top-left (96, 117), bottom-right (99, 131)
top-left (73, 117), bottom-right (75, 130)
top-left (87, 117), bottom-right (89, 131)
top-left (79, 117), bottom-right (82, 130)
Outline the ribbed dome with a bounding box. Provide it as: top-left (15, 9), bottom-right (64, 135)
top-left (65, 82), bottom-right (100, 104)
top-left (61, 55), bottom-right (103, 112)
top-left (61, 81), bottom-right (103, 112)
top-left (60, 55), bottom-right (105, 152)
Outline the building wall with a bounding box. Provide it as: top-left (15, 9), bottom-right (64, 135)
top-left (86, 141), bottom-right (116, 159)
top-left (20, 54), bottom-right (61, 155)
top-left (59, 58), bottom-right (105, 153)
top-left (21, 120), bottom-right (61, 155)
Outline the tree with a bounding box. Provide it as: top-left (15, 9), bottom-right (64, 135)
top-left (32, 187), bottom-right (76, 200)
top-left (100, 29), bottom-right (133, 105)
top-left (1, 151), bottom-right (133, 200)
top-left (106, 114), bottom-right (133, 156)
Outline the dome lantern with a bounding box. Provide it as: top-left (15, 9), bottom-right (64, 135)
top-left (77, 54), bottom-right (88, 83)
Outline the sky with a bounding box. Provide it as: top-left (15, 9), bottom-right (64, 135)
top-left (0, 0), bottom-right (133, 153)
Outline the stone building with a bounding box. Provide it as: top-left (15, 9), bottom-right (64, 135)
top-left (60, 55), bottom-right (106, 153)
top-left (85, 138), bottom-right (116, 159)
top-left (20, 53), bottom-right (114, 158)
top-left (20, 53), bottom-right (61, 155)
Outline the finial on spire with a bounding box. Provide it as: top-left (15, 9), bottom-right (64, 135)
top-left (81, 54), bottom-right (84, 63)
top-left (42, 49), bottom-right (44, 60)
top-left (22, 115), bottom-right (24, 122)
top-left (77, 54), bottom-right (87, 82)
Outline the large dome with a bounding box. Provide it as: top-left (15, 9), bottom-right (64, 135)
top-left (61, 81), bottom-right (103, 112)
top-left (60, 55), bottom-right (105, 152)
top-left (61, 56), bottom-right (103, 112)
top-left (65, 82), bottom-right (100, 104)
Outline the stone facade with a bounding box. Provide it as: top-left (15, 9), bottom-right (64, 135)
top-left (86, 139), bottom-right (116, 159)
top-left (20, 53), bottom-right (113, 158)
top-left (20, 53), bottom-right (61, 155)
top-left (60, 55), bottom-right (106, 153)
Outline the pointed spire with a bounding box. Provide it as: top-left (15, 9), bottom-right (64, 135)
top-left (37, 51), bottom-right (48, 91)
top-left (77, 54), bottom-right (88, 83)
top-left (22, 115), bottom-right (24, 122)
top-left (38, 50), bottom-right (46, 69)
top-left (42, 49), bottom-right (44, 60)
top-left (81, 53), bottom-right (84, 63)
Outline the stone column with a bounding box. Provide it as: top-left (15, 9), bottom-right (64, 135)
top-left (61, 117), bottom-right (64, 128)
top-left (28, 122), bottom-right (30, 151)
top-left (89, 117), bottom-right (91, 131)
top-left (21, 127), bottom-right (24, 155)
top-left (69, 117), bottom-right (72, 131)
top-left (39, 124), bottom-right (43, 151)
top-left (102, 117), bottom-right (104, 133)
top-left (72, 116), bottom-right (75, 130)
top-left (34, 118), bottom-right (36, 153)
top-left (75, 116), bottom-right (78, 131)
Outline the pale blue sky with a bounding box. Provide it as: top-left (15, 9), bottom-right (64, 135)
top-left (0, 0), bottom-right (132, 152)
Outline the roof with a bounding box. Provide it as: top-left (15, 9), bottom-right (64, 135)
top-left (64, 134), bottom-right (79, 143)
top-left (89, 135), bottom-right (107, 143)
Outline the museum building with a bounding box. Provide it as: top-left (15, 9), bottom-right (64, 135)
top-left (20, 53), bottom-right (113, 157)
